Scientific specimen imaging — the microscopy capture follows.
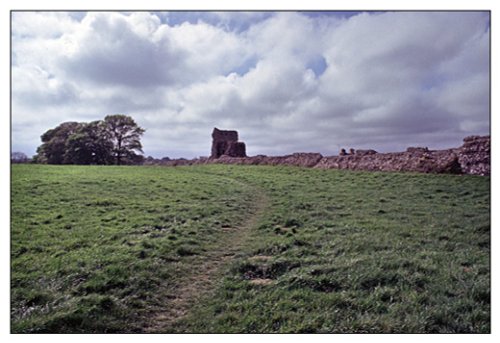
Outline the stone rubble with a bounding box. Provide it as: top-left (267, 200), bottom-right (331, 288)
top-left (457, 136), bottom-right (490, 176)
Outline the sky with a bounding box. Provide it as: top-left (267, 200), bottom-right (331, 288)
top-left (11, 11), bottom-right (490, 158)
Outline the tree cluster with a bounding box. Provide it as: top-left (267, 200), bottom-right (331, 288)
top-left (33, 115), bottom-right (145, 165)
top-left (11, 152), bottom-right (30, 163)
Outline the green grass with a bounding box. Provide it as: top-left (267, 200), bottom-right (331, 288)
top-left (11, 164), bottom-right (490, 333)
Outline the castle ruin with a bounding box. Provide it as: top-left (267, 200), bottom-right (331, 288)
top-left (210, 127), bottom-right (247, 158)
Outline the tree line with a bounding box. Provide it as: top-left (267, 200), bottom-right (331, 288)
top-left (31, 114), bottom-right (145, 165)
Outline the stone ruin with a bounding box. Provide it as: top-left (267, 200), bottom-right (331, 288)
top-left (458, 135), bottom-right (490, 176)
top-left (152, 130), bottom-right (489, 176)
top-left (315, 135), bottom-right (489, 175)
top-left (210, 127), bottom-right (247, 158)
top-left (207, 135), bottom-right (489, 176)
top-left (339, 148), bottom-right (378, 156)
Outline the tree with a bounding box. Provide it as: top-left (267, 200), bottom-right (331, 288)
top-left (36, 122), bottom-right (81, 164)
top-left (34, 115), bottom-right (145, 165)
top-left (11, 152), bottom-right (29, 163)
top-left (64, 121), bottom-right (114, 165)
top-left (104, 114), bottom-right (145, 165)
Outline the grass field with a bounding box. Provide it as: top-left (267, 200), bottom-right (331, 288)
top-left (11, 164), bottom-right (490, 333)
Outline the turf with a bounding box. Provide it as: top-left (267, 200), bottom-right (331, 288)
top-left (11, 164), bottom-right (490, 333)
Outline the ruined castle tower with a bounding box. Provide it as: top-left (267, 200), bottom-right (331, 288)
top-left (211, 128), bottom-right (247, 158)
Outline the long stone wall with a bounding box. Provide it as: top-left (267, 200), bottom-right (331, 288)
top-left (152, 135), bottom-right (490, 176)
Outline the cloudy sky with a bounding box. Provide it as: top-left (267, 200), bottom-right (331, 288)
top-left (11, 11), bottom-right (490, 158)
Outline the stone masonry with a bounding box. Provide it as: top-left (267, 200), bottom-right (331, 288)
top-left (158, 131), bottom-right (489, 176)
top-left (210, 127), bottom-right (247, 158)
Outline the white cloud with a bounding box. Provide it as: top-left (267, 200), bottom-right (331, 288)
top-left (12, 11), bottom-right (490, 158)
top-left (12, 12), bottom-right (79, 38)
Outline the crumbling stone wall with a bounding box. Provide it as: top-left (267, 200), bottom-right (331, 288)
top-left (159, 132), bottom-right (489, 176)
top-left (457, 135), bottom-right (490, 176)
top-left (229, 153), bottom-right (323, 167)
top-left (211, 127), bottom-right (247, 158)
top-left (207, 136), bottom-right (489, 175)
top-left (313, 148), bottom-right (462, 174)
top-left (355, 149), bottom-right (377, 156)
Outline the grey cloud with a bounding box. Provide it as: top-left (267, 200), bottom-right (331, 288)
top-left (58, 13), bottom-right (183, 87)
top-left (12, 66), bottom-right (79, 108)
top-left (159, 12), bottom-right (272, 32)
top-left (56, 13), bottom-right (253, 89)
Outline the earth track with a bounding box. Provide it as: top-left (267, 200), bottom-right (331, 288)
top-left (143, 176), bottom-right (269, 333)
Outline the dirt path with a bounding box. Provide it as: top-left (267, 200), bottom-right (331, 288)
top-left (143, 180), bottom-right (269, 333)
